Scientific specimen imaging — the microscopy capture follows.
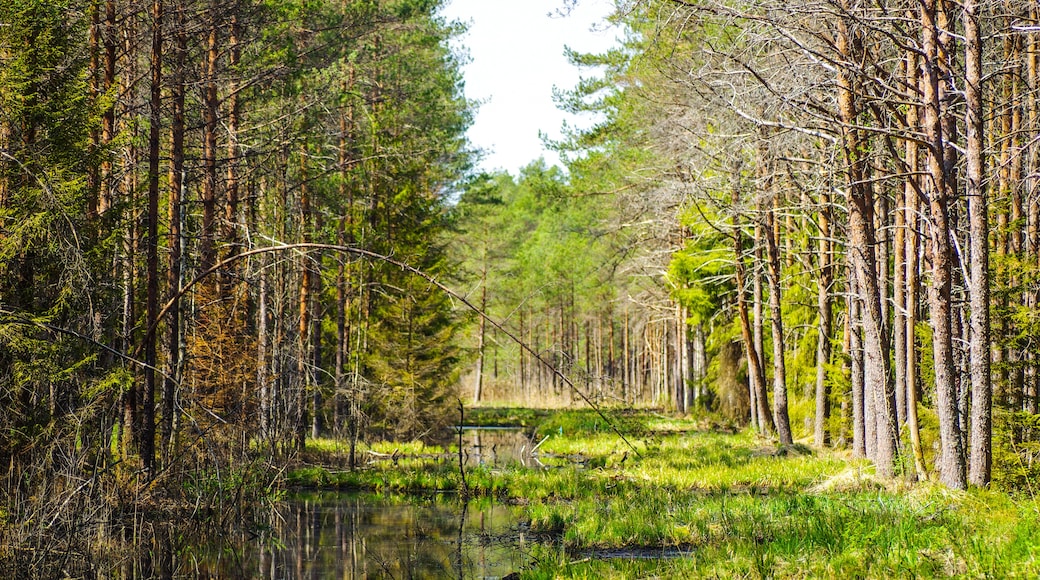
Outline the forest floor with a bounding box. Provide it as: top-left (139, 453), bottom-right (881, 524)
top-left (288, 408), bottom-right (1040, 578)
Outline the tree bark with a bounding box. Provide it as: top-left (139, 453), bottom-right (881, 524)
top-left (921, 0), bottom-right (967, 489)
top-left (894, 148), bottom-right (908, 430)
top-left (752, 221), bottom-right (766, 430)
top-left (162, 0), bottom-right (186, 464)
top-left (258, 263), bottom-right (270, 445)
top-left (732, 183), bottom-right (774, 435)
top-left (473, 255), bottom-right (487, 404)
top-left (297, 148), bottom-right (312, 451)
top-left (99, 0), bottom-right (116, 215)
top-left (310, 259), bottom-right (323, 439)
top-left (848, 267), bottom-right (866, 458)
top-left (142, 0), bottom-right (163, 470)
top-left (1027, 6), bottom-right (1040, 416)
top-left (765, 198), bottom-right (793, 445)
top-left (837, 4), bottom-right (897, 476)
top-left (225, 9), bottom-right (241, 255)
top-left (200, 0), bottom-right (220, 273)
top-left (815, 185), bottom-right (832, 447)
top-left (964, 0), bottom-right (991, 487)
top-left (904, 39), bottom-right (928, 480)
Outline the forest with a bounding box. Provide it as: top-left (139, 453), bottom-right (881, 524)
top-left (4, 0), bottom-right (1040, 576)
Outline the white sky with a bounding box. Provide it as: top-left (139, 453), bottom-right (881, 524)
top-left (439, 0), bottom-right (620, 175)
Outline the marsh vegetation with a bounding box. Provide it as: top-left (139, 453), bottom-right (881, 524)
top-left (281, 409), bottom-right (1040, 578)
top-left (8, 0), bottom-right (1040, 576)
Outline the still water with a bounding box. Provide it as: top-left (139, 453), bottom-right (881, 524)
top-left (186, 491), bottom-right (539, 579)
top-left (167, 428), bottom-right (547, 579)
top-left (108, 429), bottom-right (555, 578)
top-left (458, 426), bottom-right (537, 468)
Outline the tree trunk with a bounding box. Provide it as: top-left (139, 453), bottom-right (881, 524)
top-left (162, 0), bottom-right (186, 464)
top-left (258, 264), bottom-right (270, 446)
top-left (765, 200), bottom-right (793, 445)
top-left (1008, 20), bottom-right (1026, 413)
top-left (692, 322), bottom-right (706, 406)
top-left (310, 265), bottom-right (323, 440)
top-left (733, 183), bottom-right (774, 435)
top-left (224, 10), bottom-right (241, 255)
top-left (964, 0), bottom-right (991, 487)
top-left (520, 307), bottom-right (528, 396)
top-left (297, 149), bottom-right (312, 452)
top-left (837, 4), bottom-right (897, 476)
top-left (904, 40), bottom-right (928, 480)
top-left (752, 221), bottom-right (766, 430)
top-left (848, 267), bottom-right (866, 458)
top-left (1027, 7), bottom-right (1040, 416)
top-left (200, 0), bottom-right (220, 273)
top-left (99, 0), bottom-right (116, 215)
top-left (623, 306), bottom-right (630, 404)
top-left (894, 87), bottom-right (909, 429)
top-left (815, 185), bottom-right (833, 446)
top-left (921, 0), bottom-right (967, 489)
top-left (473, 257), bottom-right (487, 404)
top-left (86, 1), bottom-right (101, 218)
top-left (141, 0), bottom-right (163, 471)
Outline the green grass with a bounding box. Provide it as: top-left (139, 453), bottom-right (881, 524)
top-left (532, 408), bottom-right (650, 438)
top-left (285, 410), bottom-right (1040, 578)
top-left (306, 437), bottom-right (444, 457)
top-left (459, 406), bottom-right (551, 428)
top-left (522, 488), bottom-right (1040, 578)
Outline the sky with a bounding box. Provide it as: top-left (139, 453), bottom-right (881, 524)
top-left (439, 0), bottom-right (620, 175)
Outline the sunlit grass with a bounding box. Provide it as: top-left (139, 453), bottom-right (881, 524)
top-left (516, 417), bottom-right (1040, 577)
top-left (523, 486), bottom-right (1040, 578)
top-left (306, 437), bottom-right (446, 456)
top-left (287, 410), bottom-right (1040, 578)
top-left (461, 406), bottom-right (550, 428)
top-left (533, 408), bottom-right (650, 438)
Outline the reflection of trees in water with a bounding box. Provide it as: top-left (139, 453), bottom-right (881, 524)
top-left (105, 493), bottom-right (538, 578)
top-left (464, 428), bottom-right (535, 468)
top-left (238, 494), bottom-right (531, 579)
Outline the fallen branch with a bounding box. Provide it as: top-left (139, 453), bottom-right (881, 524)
top-left (531, 435), bottom-right (551, 455)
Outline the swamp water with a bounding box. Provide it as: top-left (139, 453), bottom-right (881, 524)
top-left (457, 426), bottom-right (538, 468)
top-left (184, 492), bottom-right (541, 579)
top-left (123, 428), bottom-right (549, 579)
top-left (110, 429), bottom-right (627, 578)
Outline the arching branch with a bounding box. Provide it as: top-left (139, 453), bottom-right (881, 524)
top-left (138, 241), bottom-right (644, 457)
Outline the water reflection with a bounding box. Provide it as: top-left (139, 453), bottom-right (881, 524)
top-left (458, 427), bottom-right (581, 470)
top-left (191, 492), bottom-right (537, 579)
top-left (459, 427), bottom-right (534, 468)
